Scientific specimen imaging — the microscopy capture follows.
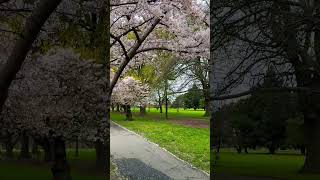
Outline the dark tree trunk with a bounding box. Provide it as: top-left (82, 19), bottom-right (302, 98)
top-left (244, 147), bottom-right (249, 154)
top-left (116, 104), bottom-right (120, 112)
top-left (32, 140), bottom-right (40, 158)
top-left (268, 145), bottom-right (276, 154)
top-left (157, 90), bottom-right (163, 113)
top-left (236, 146), bottom-right (242, 154)
top-left (5, 137), bottom-right (14, 159)
top-left (75, 137), bottom-right (79, 158)
top-left (111, 105), bottom-right (115, 112)
top-left (121, 105), bottom-right (125, 112)
top-left (301, 99), bottom-right (320, 173)
top-left (271, 3), bottom-right (320, 172)
top-left (209, 22), bottom-right (216, 159)
top-left (94, 0), bottom-right (110, 176)
top-left (165, 98), bottom-right (168, 119)
top-left (125, 105), bottom-right (133, 121)
top-left (295, 73), bottom-right (320, 173)
top-left (165, 81), bottom-right (168, 119)
top-left (204, 97), bottom-right (210, 117)
top-left (95, 140), bottom-right (109, 174)
top-left (43, 138), bottom-right (54, 162)
top-left (51, 137), bottom-right (71, 180)
top-left (43, 146), bottom-right (51, 162)
top-left (19, 132), bottom-right (31, 159)
top-left (140, 106), bottom-right (146, 116)
top-left (0, 0), bottom-right (63, 112)
top-left (5, 143), bottom-right (13, 159)
top-left (300, 145), bottom-right (306, 155)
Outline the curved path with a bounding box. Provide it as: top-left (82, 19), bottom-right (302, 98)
top-left (110, 122), bottom-right (210, 180)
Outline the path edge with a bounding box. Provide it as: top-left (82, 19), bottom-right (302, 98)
top-left (111, 121), bottom-right (210, 177)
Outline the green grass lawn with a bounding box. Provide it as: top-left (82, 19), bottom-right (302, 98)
top-left (111, 109), bottom-right (210, 173)
top-left (213, 149), bottom-right (320, 180)
top-left (0, 149), bottom-right (107, 180)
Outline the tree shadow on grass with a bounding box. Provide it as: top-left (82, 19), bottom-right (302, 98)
top-left (115, 158), bottom-right (172, 180)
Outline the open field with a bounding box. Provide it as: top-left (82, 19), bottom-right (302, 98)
top-left (111, 108), bottom-right (210, 172)
top-left (213, 149), bottom-right (320, 180)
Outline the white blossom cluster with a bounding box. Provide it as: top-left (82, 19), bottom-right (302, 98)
top-left (112, 76), bottom-right (150, 107)
top-left (1, 48), bottom-right (109, 142)
top-left (110, 0), bottom-right (210, 68)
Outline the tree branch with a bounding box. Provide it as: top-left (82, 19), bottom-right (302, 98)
top-left (0, 0), bottom-right (63, 111)
top-left (110, 18), bottom-right (161, 92)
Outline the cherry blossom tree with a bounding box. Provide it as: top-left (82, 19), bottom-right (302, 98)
top-left (110, 0), bottom-right (210, 92)
top-left (0, 0), bottom-right (111, 176)
top-left (112, 76), bottom-right (150, 120)
top-left (1, 48), bottom-right (109, 179)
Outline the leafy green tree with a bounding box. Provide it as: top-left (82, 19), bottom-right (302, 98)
top-left (247, 67), bottom-right (298, 154)
top-left (286, 115), bottom-right (305, 154)
top-left (171, 94), bottom-right (184, 111)
top-left (219, 67), bottom-right (301, 154)
top-left (183, 85), bottom-right (203, 110)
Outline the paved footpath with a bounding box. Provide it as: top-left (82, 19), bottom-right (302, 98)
top-left (110, 122), bottom-right (210, 180)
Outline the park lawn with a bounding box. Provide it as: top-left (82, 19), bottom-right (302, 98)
top-left (131, 107), bottom-right (209, 120)
top-left (213, 149), bottom-right (320, 180)
top-left (111, 111), bottom-right (210, 173)
top-left (0, 149), bottom-right (106, 180)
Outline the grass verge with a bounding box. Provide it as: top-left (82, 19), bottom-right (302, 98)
top-left (111, 111), bottom-right (210, 172)
top-left (213, 149), bottom-right (320, 180)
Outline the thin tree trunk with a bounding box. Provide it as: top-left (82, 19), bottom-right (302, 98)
top-left (5, 135), bottom-right (14, 159)
top-left (236, 146), bottom-right (242, 154)
top-left (157, 90), bottom-right (163, 113)
top-left (165, 80), bottom-right (168, 119)
top-left (32, 139), bottom-right (40, 159)
top-left (43, 138), bottom-right (54, 162)
top-left (300, 145), bottom-right (306, 155)
top-left (0, 0), bottom-right (62, 112)
top-left (140, 106), bottom-right (146, 116)
top-left (19, 131), bottom-right (31, 159)
top-left (5, 143), bottom-right (13, 159)
top-left (244, 147), bottom-right (249, 154)
top-left (51, 137), bottom-right (71, 180)
top-left (268, 145), bottom-right (276, 154)
top-left (204, 97), bottom-right (210, 117)
top-left (125, 105), bottom-right (133, 121)
top-left (75, 136), bottom-right (79, 158)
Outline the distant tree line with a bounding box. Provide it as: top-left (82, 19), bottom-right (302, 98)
top-left (213, 68), bottom-right (305, 154)
top-left (171, 85), bottom-right (206, 111)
